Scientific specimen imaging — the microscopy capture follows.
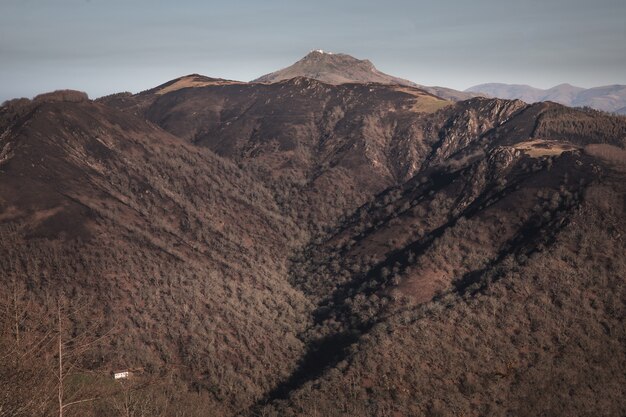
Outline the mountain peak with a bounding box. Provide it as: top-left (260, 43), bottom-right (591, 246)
top-left (251, 51), bottom-right (479, 101)
top-left (146, 74), bottom-right (243, 96)
top-left (253, 50), bottom-right (410, 86)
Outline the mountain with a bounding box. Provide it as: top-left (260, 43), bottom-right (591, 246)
top-left (262, 111), bottom-right (626, 415)
top-left (100, 74), bottom-right (455, 228)
top-left (0, 90), bottom-right (311, 415)
top-left (253, 50), bottom-right (479, 101)
top-left (2, 76), bottom-right (626, 416)
top-left (571, 84), bottom-right (626, 112)
top-left (467, 82), bottom-right (626, 113)
top-left (465, 83), bottom-right (584, 104)
top-left (253, 50), bottom-right (415, 87)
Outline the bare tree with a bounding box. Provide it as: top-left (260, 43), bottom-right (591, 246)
top-left (54, 296), bottom-right (113, 417)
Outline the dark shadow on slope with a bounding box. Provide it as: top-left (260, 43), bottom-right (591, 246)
top-left (315, 172), bottom-right (529, 321)
top-left (453, 197), bottom-right (581, 295)
top-left (255, 325), bottom-right (372, 405)
top-left (321, 168), bottom-right (463, 250)
top-left (256, 154), bottom-right (592, 411)
top-left (250, 177), bottom-right (510, 411)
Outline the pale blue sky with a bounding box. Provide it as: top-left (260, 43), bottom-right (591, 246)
top-left (1, 0), bottom-right (625, 101)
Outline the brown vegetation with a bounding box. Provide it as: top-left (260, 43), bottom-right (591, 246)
top-left (1, 79), bottom-right (625, 416)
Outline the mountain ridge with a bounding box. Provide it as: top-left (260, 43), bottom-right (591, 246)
top-left (467, 82), bottom-right (626, 113)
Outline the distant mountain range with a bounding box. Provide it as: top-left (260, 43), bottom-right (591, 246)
top-left (253, 50), bottom-right (478, 101)
top-left (466, 83), bottom-right (626, 114)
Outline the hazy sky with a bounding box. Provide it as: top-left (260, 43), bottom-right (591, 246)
top-left (1, 0), bottom-right (625, 101)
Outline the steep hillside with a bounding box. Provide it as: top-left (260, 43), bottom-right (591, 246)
top-left (102, 77), bottom-right (454, 228)
top-left (307, 102), bottom-right (624, 311)
top-left (261, 172), bottom-right (626, 416)
top-left (0, 92), bottom-right (311, 416)
top-left (255, 105), bottom-right (626, 417)
top-left (253, 50), bottom-right (478, 101)
top-left (102, 76), bottom-right (625, 232)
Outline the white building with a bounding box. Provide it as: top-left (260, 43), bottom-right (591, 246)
top-left (114, 371), bottom-right (130, 380)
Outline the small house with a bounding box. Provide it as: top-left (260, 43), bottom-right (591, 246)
top-left (113, 371), bottom-right (131, 380)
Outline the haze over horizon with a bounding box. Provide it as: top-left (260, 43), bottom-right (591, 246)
top-left (1, 0), bottom-right (625, 102)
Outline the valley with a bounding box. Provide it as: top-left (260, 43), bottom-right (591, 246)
top-left (1, 53), bottom-right (625, 417)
